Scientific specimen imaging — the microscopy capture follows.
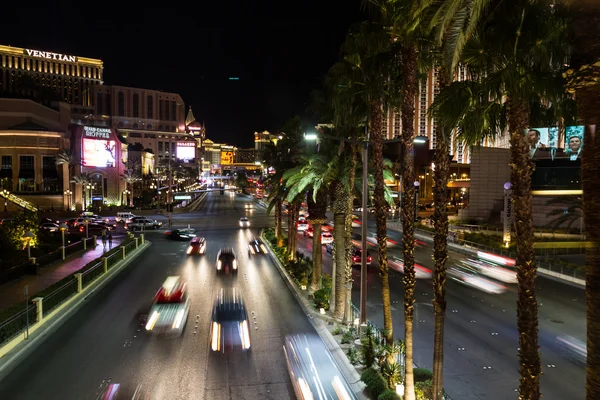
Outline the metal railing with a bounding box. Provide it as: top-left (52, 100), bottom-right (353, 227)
top-left (81, 261), bottom-right (104, 288)
top-left (0, 303), bottom-right (37, 345)
top-left (42, 279), bottom-right (79, 317)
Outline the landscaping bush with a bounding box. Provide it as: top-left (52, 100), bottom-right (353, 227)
top-left (413, 368), bottom-right (433, 383)
top-left (313, 288), bottom-right (330, 310)
top-left (415, 380), bottom-right (433, 400)
top-left (341, 329), bottom-right (355, 344)
top-left (347, 346), bottom-right (359, 365)
top-left (321, 273), bottom-right (332, 290)
top-left (361, 327), bottom-right (376, 368)
top-left (287, 258), bottom-right (312, 283)
top-left (361, 368), bottom-right (388, 399)
top-left (378, 389), bottom-right (402, 400)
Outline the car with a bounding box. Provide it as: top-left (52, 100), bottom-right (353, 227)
top-left (296, 218), bottom-right (309, 231)
top-left (303, 226), bottom-right (314, 238)
top-left (145, 276), bottom-right (190, 336)
top-left (69, 223), bottom-right (106, 236)
top-left (248, 238), bottom-right (267, 255)
top-left (164, 229), bottom-right (196, 241)
top-left (447, 264), bottom-right (507, 294)
top-left (187, 237), bottom-right (207, 255)
top-left (210, 288), bottom-right (251, 352)
top-left (239, 217), bottom-right (250, 228)
top-left (126, 217), bottom-right (162, 231)
top-left (326, 242), bottom-right (334, 254)
top-left (283, 333), bottom-right (357, 400)
top-left (115, 212), bottom-right (136, 223)
top-left (351, 247), bottom-right (372, 265)
top-left (244, 203), bottom-right (254, 209)
top-left (39, 222), bottom-right (60, 232)
top-left (388, 256), bottom-right (433, 279)
top-left (321, 231), bottom-right (334, 245)
top-left (216, 248), bottom-right (238, 274)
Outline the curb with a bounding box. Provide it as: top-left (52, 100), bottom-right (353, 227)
top-left (261, 231), bottom-right (367, 399)
top-left (0, 241), bottom-right (152, 382)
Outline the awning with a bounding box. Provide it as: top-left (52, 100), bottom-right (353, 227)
top-left (43, 168), bottom-right (59, 179)
top-left (18, 169), bottom-right (34, 179)
top-left (0, 169), bottom-right (11, 178)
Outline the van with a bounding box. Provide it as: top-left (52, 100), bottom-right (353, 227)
top-left (116, 212), bottom-right (135, 223)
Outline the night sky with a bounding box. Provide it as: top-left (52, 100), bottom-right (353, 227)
top-left (2, 1), bottom-right (366, 148)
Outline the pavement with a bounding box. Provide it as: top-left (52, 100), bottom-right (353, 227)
top-left (0, 236), bottom-right (124, 313)
top-left (0, 192), bottom-right (311, 400)
top-left (293, 220), bottom-right (586, 400)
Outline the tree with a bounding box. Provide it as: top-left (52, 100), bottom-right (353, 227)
top-left (234, 171), bottom-right (250, 190)
top-left (561, 1), bottom-right (600, 398)
top-left (55, 149), bottom-right (79, 200)
top-left (545, 196), bottom-right (583, 232)
top-left (71, 172), bottom-right (92, 211)
top-left (121, 160), bottom-right (141, 207)
top-left (429, 2), bottom-right (572, 396)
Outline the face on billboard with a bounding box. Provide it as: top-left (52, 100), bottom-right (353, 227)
top-left (82, 138), bottom-right (116, 167)
top-left (176, 143), bottom-right (195, 162)
top-left (565, 126), bottom-right (584, 155)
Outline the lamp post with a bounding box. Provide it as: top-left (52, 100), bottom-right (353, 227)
top-left (23, 230), bottom-right (34, 260)
top-left (2, 189), bottom-right (8, 211)
top-left (85, 219), bottom-right (89, 239)
top-left (59, 223), bottom-right (68, 259)
top-left (414, 181), bottom-right (420, 222)
top-left (64, 189), bottom-right (72, 211)
top-left (503, 182), bottom-right (513, 247)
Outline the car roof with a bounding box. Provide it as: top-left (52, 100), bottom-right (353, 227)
top-left (218, 248), bottom-right (235, 256)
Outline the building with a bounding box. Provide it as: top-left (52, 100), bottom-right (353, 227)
top-left (235, 148), bottom-right (259, 164)
top-left (0, 45), bottom-right (103, 119)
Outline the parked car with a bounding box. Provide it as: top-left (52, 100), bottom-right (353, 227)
top-left (126, 217), bottom-right (162, 230)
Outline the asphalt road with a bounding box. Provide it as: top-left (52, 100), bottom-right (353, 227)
top-left (0, 191), bottom-right (313, 400)
top-left (295, 220), bottom-right (585, 400)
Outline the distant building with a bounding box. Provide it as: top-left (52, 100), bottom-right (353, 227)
top-left (235, 148), bottom-right (259, 164)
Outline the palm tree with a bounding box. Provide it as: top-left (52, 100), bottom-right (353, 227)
top-left (121, 160), bottom-right (141, 207)
top-left (545, 196), bottom-right (583, 233)
top-left (71, 172), bottom-right (91, 211)
top-left (55, 149), bottom-right (79, 195)
top-left (430, 3), bottom-right (571, 396)
top-left (561, 2), bottom-right (600, 397)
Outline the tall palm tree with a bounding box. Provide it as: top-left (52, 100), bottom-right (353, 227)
top-left (55, 149), bottom-right (79, 194)
top-left (561, 1), bottom-right (600, 397)
top-left (545, 196), bottom-right (583, 232)
top-left (430, 3), bottom-right (571, 396)
top-left (121, 163), bottom-right (140, 208)
top-left (71, 172), bottom-right (91, 211)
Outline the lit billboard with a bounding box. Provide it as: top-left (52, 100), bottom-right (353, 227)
top-left (176, 142), bottom-right (195, 162)
top-left (82, 138), bottom-right (116, 167)
top-left (221, 151), bottom-right (233, 165)
top-left (564, 125), bottom-right (584, 160)
top-left (526, 125), bottom-right (584, 161)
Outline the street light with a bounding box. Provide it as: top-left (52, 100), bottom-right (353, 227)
top-left (503, 182), bottom-right (513, 247)
top-left (64, 189), bottom-right (72, 211)
top-left (414, 181), bottom-right (420, 222)
top-left (59, 223), bottom-right (68, 259)
top-left (2, 189), bottom-right (8, 211)
top-left (23, 230), bottom-right (34, 260)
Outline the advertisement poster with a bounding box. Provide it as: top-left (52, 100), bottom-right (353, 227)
top-left (564, 125), bottom-right (584, 161)
top-left (82, 138), bottom-right (116, 167)
top-left (176, 142), bottom-right (195, 162)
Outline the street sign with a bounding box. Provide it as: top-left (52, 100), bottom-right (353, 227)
top-left (174, 195), bottom-right (191, 200)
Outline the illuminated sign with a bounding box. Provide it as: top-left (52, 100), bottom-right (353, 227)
top-left (24, 49), bottom-right (77, 62)
top-left (174, 195), bottom-right (192, 200)
top-left (176, 142), bottom-right (195, 162)
top-left (82, 139), bottom-right (116, 168)
top-left (84, 126), bottom-right (111, 139)
top-left (221, 151), bottom-right (233, 165)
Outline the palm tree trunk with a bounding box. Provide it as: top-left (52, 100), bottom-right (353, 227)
top-left (507, 97), bottom-right (540, 400)
top-left (344, 142), bottom-right (359, 323)
top-left (400, 42), bottom-right (418, 400)
top-left (370, 100), bottom-right (393, 346)
top-left (275, 200), bottom-right (284, 247)
top-left (287, 207), bottom-right (293, 252)
top-left (311, 223), bottom-right (323, 290)
top-left (432, 126), bottom-right (450, 400)
top-left (333, 210), bottom-right (346, 320)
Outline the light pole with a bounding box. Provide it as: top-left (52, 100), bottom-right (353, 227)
top-left (414, 181), bottom-right (420, 222)
top-left (85, 219), bottom-right (89, 239)
top-left (503, 182), bottom-right (513, 247)
top-left (23, 230), bottom-right (34, 260)
top-left (64, 189), bottom-right (72, 211)
top-left (2, 189), bottom-right (8, 211)
top-left (60, 223), bottom-right (68, 259)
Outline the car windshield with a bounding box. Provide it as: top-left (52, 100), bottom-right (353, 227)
top-left (215, 307), bottom-right (245, 322)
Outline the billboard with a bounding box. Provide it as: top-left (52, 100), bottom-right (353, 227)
top-left (176, 142), bottom-right (195, 162)
top-left (82, 138), bottom-right (116, 167)
top-left (221, 151), bottom-right (233, 165)
top-left (526, 125), bottom-right (584, 161)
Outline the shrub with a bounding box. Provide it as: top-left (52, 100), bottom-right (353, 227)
top-left (332, 327), bottom-right (344, 336)
top-left (347, 346), bottom-right (359, 365)
top-left (413, 368), bottom-right (433, 383)
top-left (361, 329), bottom-right (376, 368)
top-left (415, 380), bottom-right (433, 400)
top-left (378, 389), bottom-right (402, 400)
top-left (313, 288), bottom-right (330, 310)
top-left (321, 273), bottom-right (332, 290)
top-left (341, 330), bottom-right (355, 344)
top-left (361, 368), bottom-right (388, 399)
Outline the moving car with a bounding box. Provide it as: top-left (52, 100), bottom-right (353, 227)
top-left (145, 276), bottom-right (190, 336)
top-left (303, 226), bottom-right (314, 238)
top-left (187, 237), bottom-right (207, 255)
top-left (283, 333), bottom-right (357, 400)
top-left (321, 231), bottom-right (334, 245)
top-left (351, 247), bottom-right (372, 266)
top-left (216, 248), bottom-right (238, 274)
top-left (388, 256), bottom-right (433, 279)
top-left (447, 264), bottom-right (507, 294)
top-left (244, 203), bottom-right (254, 209)
top-left (248, 238), bottom-right (267, 256)
top-left (239, 217), bottom-right (250, 228)
top-left (115, 212), bottom-right (136, 223)
top-left (296, 218), bottom-right (309, 232)
top-left (210, 288), bottom-right (251, 352)
top-left (126, 217), bottom-right (162, 231)
top-left (164, 229), bottom-right (196, 241)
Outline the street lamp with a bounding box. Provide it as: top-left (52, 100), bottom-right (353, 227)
top-left (503, 182), bottom-right (513, 247)
top-left (59, 223), bottom-right (68, 259)
top-left (2, 189), bottom-right (8, 211)
top-left (64, 189), bottom-right (72, 211)
top-left (414, 181), bottom-right (420, 222)
top-left (23, 230), bottom-right (34, 260)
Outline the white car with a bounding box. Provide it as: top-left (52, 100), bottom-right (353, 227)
top-left (296, 218), bottom-right (309, 231)
top-left (389, 256), bottom-right (433, 279)
top-left (462, 259), bottom-right (517, 284)
top-left (239, 217), bottom-right (250, 228)
top-left (321, 231), bottom-right (334, 245)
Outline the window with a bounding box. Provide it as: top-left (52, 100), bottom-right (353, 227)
top-left (1, 155), bottom-right (11, 170)
top-left (20, 155), bottom-right (34, 170)
top-left (97, 92), bottom-right (103, 115)
top-left (147, 96), bottom-right (153, 119)
top-left (0, 155), bottom-right (12, 190)
top-left (118, 122), bottom-right (124, 128)
top-left (133, 123), bottom-right (139, 129)
top-left (147, 124), bottom-right (153, 130)
top-left (42, 156), bottom-right (60, 192)
top-left (158, 141), bottom-right (163, 154)
top-left (18, 155), bottom-right (35, 192)
top-left (159, 100), bottom-right (164, 120)
top-left (165, 100), bottom-right (170, 121)
top-left (118, 92), bottom-right (125, 116)
top-left (133, 93), bottom-right (139, 118)
top-left (171, 101), bottom-right (176, 121)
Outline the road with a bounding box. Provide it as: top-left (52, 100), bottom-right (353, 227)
top-left (0, 191), bottom-right (313, 400)
top-left (295, 219), bottom-right (585, 400)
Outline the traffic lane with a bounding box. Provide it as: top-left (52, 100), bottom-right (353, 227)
top-left (352, 268), bottom-right (585, 400)
top-left (0, 239), bottom-right (194, 400)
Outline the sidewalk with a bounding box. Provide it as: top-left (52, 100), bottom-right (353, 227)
top-left (0, 237), bottom-right (123, 313)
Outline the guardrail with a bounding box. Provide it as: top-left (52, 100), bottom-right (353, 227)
top-left (0, 236), bottom-right (145, 348)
